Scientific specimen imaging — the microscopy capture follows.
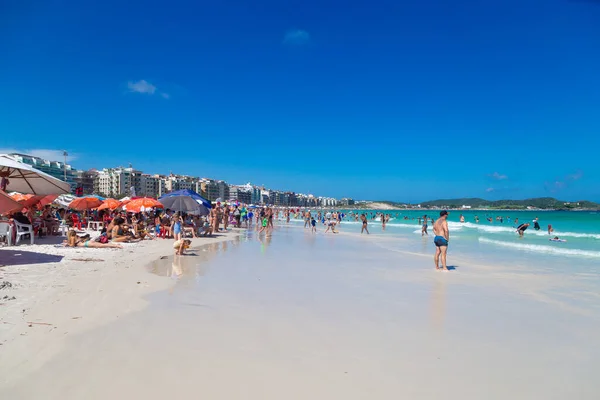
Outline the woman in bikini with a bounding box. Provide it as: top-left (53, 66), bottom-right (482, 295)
top-left (111, 217), bottom-right (138, 243)
top-left (360, 214), bottom-right (369, 234)
top-left (64, 230), bottom-right (123, 249)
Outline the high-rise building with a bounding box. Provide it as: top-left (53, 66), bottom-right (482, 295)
top-left (75, 169), bottom-right (99, 195)
top-left (95, 167), bottom-right (140, 197)
top-left (8, 153), bottom-right (77, 192)
top-left (200, 179), bottom-right (229, 202)
top-left (229, 185), bottom-right (252, 204)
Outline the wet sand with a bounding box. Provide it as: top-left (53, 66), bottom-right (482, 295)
top-left (2, 227), bottom-right (600, 399)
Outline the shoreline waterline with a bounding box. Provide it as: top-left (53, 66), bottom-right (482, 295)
top-left (2, 224), bottom-right (599, 399)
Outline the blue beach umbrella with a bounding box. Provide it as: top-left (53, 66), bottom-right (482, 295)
top-left (159, 195), bottom-right (209, 216)
top-left (160, 189), bottom-right (211, 209)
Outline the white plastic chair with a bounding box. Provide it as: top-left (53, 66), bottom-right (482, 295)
top-left (0, 221), bottom-right (12, 246)
top-left (14, 220), bottom-right (34, 245)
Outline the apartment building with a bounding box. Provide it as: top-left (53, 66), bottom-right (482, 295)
top-left (9, 153), bottom-right (79, 192)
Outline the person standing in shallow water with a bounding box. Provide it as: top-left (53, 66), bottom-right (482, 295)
top-left (433, 211), bottom-right (450, 271)
top-left (360, 214), bottom-right (369, 234)
top-left (421, 215), bottom-right (428, 236)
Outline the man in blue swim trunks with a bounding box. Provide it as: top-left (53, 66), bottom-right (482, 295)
top-left (433, 210), bottom-right (450, 271)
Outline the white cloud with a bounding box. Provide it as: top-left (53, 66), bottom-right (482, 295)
top-left (488, 172), bottom-right (508, 180)
top-left (283, 29), bottom-right (310, 45)
top-left (486, 187), bottom-right (495, 192)
top-left (160, 92), bottom-right (170, 99)
top-left (128, 79), bottom-right (157, 95)
top-left (0, 149), bottom-right (77, 162)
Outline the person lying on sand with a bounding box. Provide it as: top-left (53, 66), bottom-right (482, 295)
top-left (64, 230), bottom-right (123, 249)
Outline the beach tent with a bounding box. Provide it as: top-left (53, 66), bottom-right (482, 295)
top-left (0, 154), bottom-right (71, 195)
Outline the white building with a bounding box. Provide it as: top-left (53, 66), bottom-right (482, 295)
top-left (95, 167), bottom-right (138, 197)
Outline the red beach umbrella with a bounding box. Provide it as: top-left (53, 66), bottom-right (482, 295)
top-left (69, 196), bottom-right (103, 211)
top-left (97, 198), bottom-right (122, 211)
top-left (0, 191), bottom-right (24, 215)
top-left (124, 197), bottom-right (164, 213)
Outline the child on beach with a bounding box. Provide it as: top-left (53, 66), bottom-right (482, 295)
top-left (173, 239), bottom-right (191, 255)
top-left (258, 216), bottom-right (270, 236)
top-left (311, 217), bottom-right (317, 233)
top-left (172, 213), bottom-right (183, 241)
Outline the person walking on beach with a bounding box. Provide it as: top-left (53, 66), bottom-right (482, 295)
top-left (211, 206), bottom-right (219, 234)
top-left (311, 216), bottom-right (317, 233)
top-left (258, 214), bottom-right (269, 236)
top-left (433, 211), bottom-right (450, 271)
top-left (267, 207), bottom-right (274, 231)
top-left (381, 213), bottom-right (386, 230)
top-left (324, 219), bottom-right (338, 234)
top-left (422, 215), bottom-right (429, 236)
top-left (360, 214), bottom-right (369, 234)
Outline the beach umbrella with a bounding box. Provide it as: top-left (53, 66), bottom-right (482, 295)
top-left (88, 194), bottom-right (106, 201)
top-left (97, 198), bottom-right (122, 211)
top-left (124, 197), bottom-right (164, 213)
top-left (9, 193), bottom-right (58, 209)
top-left (159, 195), bottom-right (210, 216)
top-left (1, 191), bottom-right (25, 214)
top-left (54, 194), bottom-right (75, 208)
top-left (0, 191), bottom-right (24, 215)
top-left (160, 189), bottom-right (211, 209)
top-left (0, 154), bottom-right (71, 195)
top-left (69, 196), bottom-right (103, 211)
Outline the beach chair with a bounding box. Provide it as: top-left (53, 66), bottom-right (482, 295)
top-left (71, 214), bottom-right (84, 230)
top-left (0, 221), bottom-right (12, 246)
top-left (14, 220), bottom-right (35, 245)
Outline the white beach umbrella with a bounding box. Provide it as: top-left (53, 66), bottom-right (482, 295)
top-left (0, 154), bottom-right (71, 195)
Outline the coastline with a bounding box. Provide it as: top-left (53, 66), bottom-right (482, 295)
top-left (1, 223), bottom-right (599, 399)
top-left (0, 231), bottom-right (242, 386)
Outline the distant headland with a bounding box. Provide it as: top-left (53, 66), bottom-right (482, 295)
top-left (351, 197), bottom-right (599, 211)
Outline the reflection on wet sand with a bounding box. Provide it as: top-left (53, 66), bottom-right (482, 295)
top-left (146, 240), bottom-right (238, 280)
top-left (259, 235), bottom-right (272, 254)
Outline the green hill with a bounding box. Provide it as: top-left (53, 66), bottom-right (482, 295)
top-left (420, 197), bottom-right (599, 210)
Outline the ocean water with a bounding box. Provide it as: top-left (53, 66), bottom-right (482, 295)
top-left (288, 210), bottom-right (600, 273)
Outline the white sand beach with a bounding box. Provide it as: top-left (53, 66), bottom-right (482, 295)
top-left (1, 226), bottom-right (599, 399)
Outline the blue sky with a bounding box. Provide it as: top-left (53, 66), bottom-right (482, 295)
top-left (1, 0), bottom-right (599, 202)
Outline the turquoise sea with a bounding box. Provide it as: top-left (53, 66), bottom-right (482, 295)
top-left (292, 210), bottom-right (600, 273)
